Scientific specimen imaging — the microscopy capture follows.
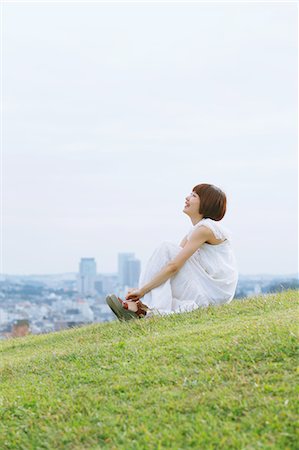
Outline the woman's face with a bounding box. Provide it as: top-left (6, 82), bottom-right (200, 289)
top-left (183, 191), bottom-right (200, 215)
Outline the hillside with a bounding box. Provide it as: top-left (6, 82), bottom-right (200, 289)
top-left (0, 290), bottom-right (297, 449)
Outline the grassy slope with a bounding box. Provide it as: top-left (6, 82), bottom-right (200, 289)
top-left (0, 290), bottom-right (297, 450)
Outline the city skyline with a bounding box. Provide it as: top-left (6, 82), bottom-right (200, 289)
top-left (2, 253), bottom-right (297, 278)
top-left (1, 3), bottom-right (298, 276)
top-left (76, 253), bottom-right (142, 295)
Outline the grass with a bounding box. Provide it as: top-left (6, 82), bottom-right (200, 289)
top-left (0, 290), bottom-right (298, 449)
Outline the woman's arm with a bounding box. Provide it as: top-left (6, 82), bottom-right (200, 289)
top-left (179, 235), bottom-right (188, 248)
top-left (139, 263), bottom-right (178, 297)
top-left (126, 227), bottom-right (212, 301)
top-left (126, 264), bottom-right (178, 300)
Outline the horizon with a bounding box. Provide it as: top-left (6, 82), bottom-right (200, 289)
top-left (2, 271), bottom-right (298, 278)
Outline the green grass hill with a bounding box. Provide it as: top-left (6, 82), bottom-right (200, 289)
top-left (0, 290), bottom-right (298, 449)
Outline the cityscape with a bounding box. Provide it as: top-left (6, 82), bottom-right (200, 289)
top-left (0, 253), bottom-right (298, 340)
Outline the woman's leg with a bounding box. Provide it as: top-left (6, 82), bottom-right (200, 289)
top-left (124, 241), bottom-right (181, 313)
top-left (138, 242), bottom-right (210, 314)
top-left (125, 241), bottom-right (209, 315)
top-left (137, 241), bottom-right (182, 314)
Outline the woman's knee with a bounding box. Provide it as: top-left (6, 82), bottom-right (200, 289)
top-left (156, 241), bottom-right (180, 256)
top-left (159, 241), bottom-right (180, 250)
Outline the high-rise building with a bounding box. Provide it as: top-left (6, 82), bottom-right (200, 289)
top-left (118, 253), bottom-right (134, 287)
top-left (118, 253), bottom-right (141, 288)
top-left (127, 258), bottom-right (141, 288)
top-left (78, 258), bottom-right (97, 296)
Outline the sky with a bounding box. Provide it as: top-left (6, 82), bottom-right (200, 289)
top-left (1, 1), bottom-right (298, 276)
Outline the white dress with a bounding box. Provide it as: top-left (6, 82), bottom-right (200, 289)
top-left (138, 218), bottom-right (238, 315)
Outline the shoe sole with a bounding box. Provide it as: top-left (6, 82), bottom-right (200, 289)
top-left (106, 294), bottom-right (138, 321)
top-left (106, 295), bottom-right (122, 320)
top-left (110, 294), bottom-right (139, 321)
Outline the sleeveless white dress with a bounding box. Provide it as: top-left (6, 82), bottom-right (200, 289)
top-left (138, 218), bottom-right (238, 315)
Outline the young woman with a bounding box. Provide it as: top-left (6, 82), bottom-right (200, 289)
top-left (106, 183), bottom-right (238, 320)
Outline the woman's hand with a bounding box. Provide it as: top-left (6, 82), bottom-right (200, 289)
top-left (125, 288), bottom-right (144, 301)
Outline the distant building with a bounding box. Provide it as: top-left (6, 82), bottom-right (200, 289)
top-left (118, 253), bottom-right (141, 288)
top-left (118, 253), bottom-right (134, 286)
top-left (127, 258), bottom-right (141, 287)
top-left (95, 279), bottom-right (103, 294)
top-left (101, 274), bottom-right (119, 295)
top-left (78, 258), bottom-right (97, 296)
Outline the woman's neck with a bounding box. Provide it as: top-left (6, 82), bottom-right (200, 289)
top-left (191, 215), bottom-right (204, 226)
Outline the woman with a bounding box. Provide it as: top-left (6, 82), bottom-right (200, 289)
top-left (106, 183), bottom-right (238, 320)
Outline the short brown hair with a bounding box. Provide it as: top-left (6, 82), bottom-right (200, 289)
top-left (192, 183), bottom-right (226, 221)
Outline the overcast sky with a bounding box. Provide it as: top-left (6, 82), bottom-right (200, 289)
top-left (1, 2), bottom-right (298, 276)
